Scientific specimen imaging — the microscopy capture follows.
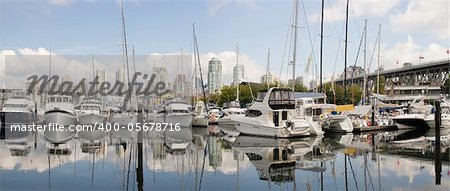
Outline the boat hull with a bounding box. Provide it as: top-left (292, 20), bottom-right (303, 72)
top-left (110, 113), bottom-right (137, 128)
top-left (78, 113), bottom-right (106, 125)
top-left (234, 117), bottom-right (310, 138)
top-left (44, 128), bottom-right (76, 144)
top-left (323, 115), bottom-right (353, 133)
top-left (192, 116), bottom-right (208, 127)
top-left (43, 111), bottom-right (76, 126)
top-left (393, 114), bottom-right (429, 130)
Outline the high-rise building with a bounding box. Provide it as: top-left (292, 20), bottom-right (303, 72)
top-left (260, 72), bottom-right (278, 85)
top-left (233, 64), bottom-right (244, 85)
top-left (96, 69), bottom-right (107, 92)
top-left (152, 66), bottom-right (170, 90)
top-left (173, 74), bottom-right (188, 98)
top-left (207, 57), bottom-right (222, 94)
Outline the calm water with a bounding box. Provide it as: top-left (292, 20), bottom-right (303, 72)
top-left (0, 126), bottom-right (449, 191)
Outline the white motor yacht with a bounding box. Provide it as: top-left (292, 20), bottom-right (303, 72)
top-left (233, 87), bottom-right (310, 138)
top-left (0, 90), bottom-right (35, 125)
top-left (155, 101), bottom-right (193, 128)
top-left (77, 97), bottom-right (106, 125)
top-left (294, 97), bottom-right (325, 135)
top-left (218, 107), bottom-right (246, 127)
top-left (425, 98), bottom-right (450, 129)
top-left (393, 97), bottom-right (432, 130)
top-left (43, 95), bottom-right (76, 126)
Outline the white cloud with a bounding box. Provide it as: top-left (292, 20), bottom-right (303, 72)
top-left (380, 36), bottom-right (449, 70)
top-left (311, 0), bottom-right (401, 22)
top-left (389, 0), bottom-right (449, 39)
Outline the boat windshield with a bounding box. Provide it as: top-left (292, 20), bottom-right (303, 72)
top-left (4, 104), bottom-right (28, 108)
top-left (268, 90), bottom-right (295, 110)
top-left (256, 91), bottom-right (267, 102)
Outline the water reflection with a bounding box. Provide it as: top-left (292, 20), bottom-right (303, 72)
top-left (0, 125), bottom-right (449, 190)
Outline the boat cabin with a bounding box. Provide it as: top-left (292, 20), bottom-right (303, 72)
top-left (257, 88), bottom-right (295, 110)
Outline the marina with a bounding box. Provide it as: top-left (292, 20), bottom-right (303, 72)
top-left (1, 0), bottom-right (450, 190)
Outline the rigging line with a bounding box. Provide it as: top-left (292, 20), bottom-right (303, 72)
top-left (348, 157), bottom-right (360, 191)
top-left (301, 0), bottom-right (318, 82)
top-left (278, 0), bottom-right (295, 87)
top-left (367, 30), bottom-right (380, 73)
top-left (331, 22), bottom-right (345, 81)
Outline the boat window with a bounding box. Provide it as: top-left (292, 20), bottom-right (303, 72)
top-left (282, 111), bottom-right (287, 120)
top-left (245, 109), bottom-right (262, 117)
top-left (268, 90), bottom-right (295, 110)
top-left (4, 104), bottom-right (28, 108)
top-left (173, 109), bottom-right (189, 113)
top-left (246, 153), bottom-right (262, 161)
top-left (304, 108), bottom-right (312, 116)
top-left (56, 97), bottom-right (62, 102)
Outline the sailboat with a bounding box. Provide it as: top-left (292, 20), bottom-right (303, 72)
top-left (111, 1), bottom-right (137, 127)
top-left (321, 0), bottom-right (353, 133)
top-left (191, 24), bottom-right (209, 127)
top-left (233, 0), bottom-right (312, 138)
top-left (77, 56), bottom-right (107, 125)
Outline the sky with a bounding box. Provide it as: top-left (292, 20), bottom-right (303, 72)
top-left (1, 0), bottom-right (449, 88)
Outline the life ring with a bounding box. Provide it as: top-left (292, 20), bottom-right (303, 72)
top-left (319, 114), bottom-right (325, 120)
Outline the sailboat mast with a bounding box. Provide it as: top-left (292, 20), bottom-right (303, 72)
top-left (236, 45), bottom-right (239, 102)
top-left (292, 0), bottom-right (299, 92)
top-left (343, 0), bottom-right (349, 103)
top-left (193, 24), bottom-right (208, 110)
top-left (319, 0), bottom-right (324, 93)
top-left (362, 19), bottom-right (367, 105)
top-left (121, 0), bottom-right (131, 109)
top-left (265, 48), bottom-right (270, 89)
top-left (376, 24), bottom-right (381, 103)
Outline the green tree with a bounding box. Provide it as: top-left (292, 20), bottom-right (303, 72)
top-left (294, 83), bottom-right (308, 92)
top-left (348, 84), bottom-right (362, 105)
top-left (218, 85), bottom-right (237, 107)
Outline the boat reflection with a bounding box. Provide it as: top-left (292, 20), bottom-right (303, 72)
top-left (0, 125), bottom-right (449, 191)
